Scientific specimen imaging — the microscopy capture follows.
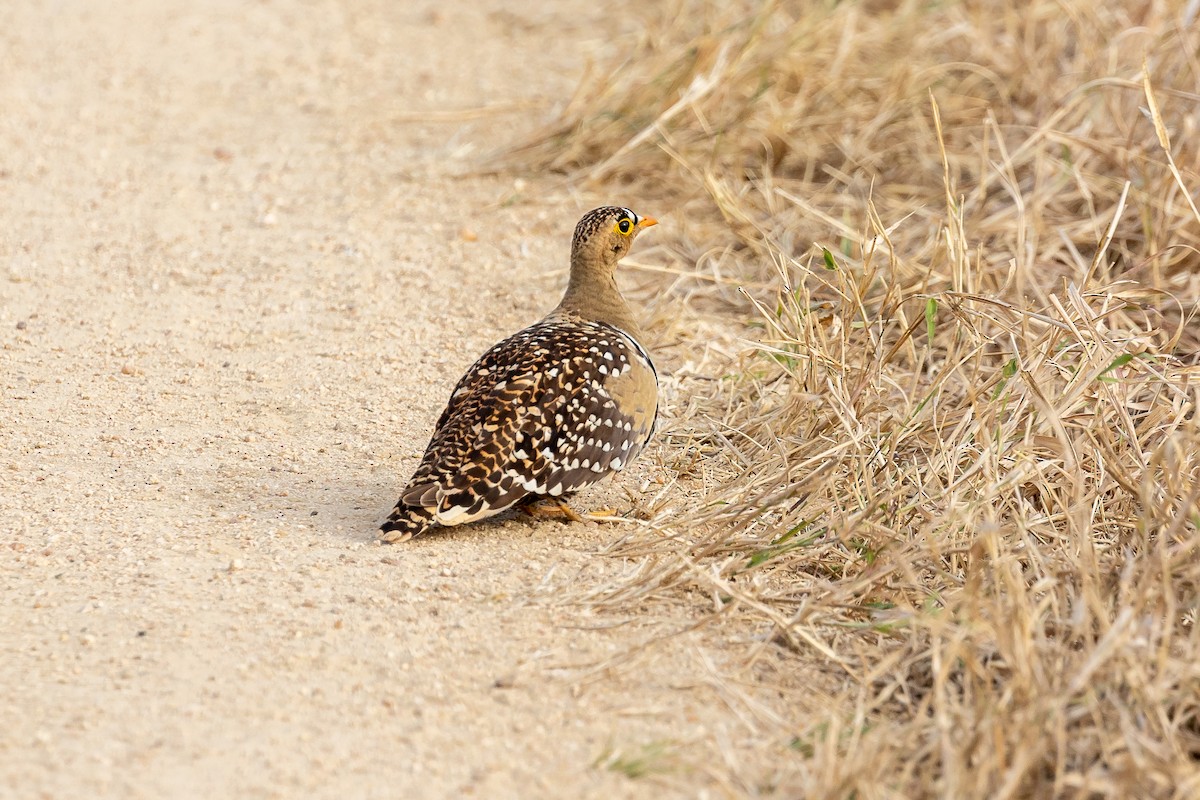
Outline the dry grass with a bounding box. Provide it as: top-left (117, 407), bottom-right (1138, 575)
top-left (510, 1), bottom-right (1200, 797)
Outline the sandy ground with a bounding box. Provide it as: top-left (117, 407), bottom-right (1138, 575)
top-left (0, 2), bottom-right (774, 798)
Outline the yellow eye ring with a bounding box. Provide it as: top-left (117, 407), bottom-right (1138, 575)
top-left (616, 218), bottom-right (633, 235)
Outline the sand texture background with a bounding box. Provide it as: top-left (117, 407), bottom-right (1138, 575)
top-left (1, 2), bottom-right (754, 797)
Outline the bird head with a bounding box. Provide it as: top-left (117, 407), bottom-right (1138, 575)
top-left (570, 206), bottom-right (658, 266)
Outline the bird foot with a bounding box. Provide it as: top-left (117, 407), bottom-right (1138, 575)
top-left (379, 528), bottom-right (414, 544)
top-left (520, 497), bottom-right (583, 523)
top-left (584, 507), bottom-right (618, 518)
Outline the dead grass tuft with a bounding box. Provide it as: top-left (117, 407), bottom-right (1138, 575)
top-left (511, 0), bottom-right (1200, 796)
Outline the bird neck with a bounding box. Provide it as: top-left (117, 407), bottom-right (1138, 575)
top-left (551, 251), bottom-right (644, 339)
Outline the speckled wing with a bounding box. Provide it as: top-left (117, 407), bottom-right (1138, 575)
top-left (395, 319), bottom-right (658, 528)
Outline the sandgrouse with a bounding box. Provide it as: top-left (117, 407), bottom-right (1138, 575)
top-left (380, 206), bottom-right (659, 543)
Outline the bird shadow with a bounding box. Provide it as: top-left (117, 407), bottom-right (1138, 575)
top-left (268, 467), bottom-right (553, 547)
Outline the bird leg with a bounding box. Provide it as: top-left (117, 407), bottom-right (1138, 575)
top-left (519, 496), bottom-right (583, 523)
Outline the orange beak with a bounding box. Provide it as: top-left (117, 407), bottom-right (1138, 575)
top-left (638, 216), bottom-right (658, 228)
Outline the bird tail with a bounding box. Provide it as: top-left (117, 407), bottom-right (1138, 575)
top-left (379, 503), bottom-right (437, 543)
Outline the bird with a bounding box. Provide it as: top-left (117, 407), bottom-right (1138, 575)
top-left (379, 206), bottom-right (659, 543)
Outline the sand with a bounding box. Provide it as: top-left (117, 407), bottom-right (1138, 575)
top-left (1, 2), bottom-right (767, 798)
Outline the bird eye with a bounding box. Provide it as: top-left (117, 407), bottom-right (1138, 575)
top-left (616, 219), bottom-right (632, 234)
